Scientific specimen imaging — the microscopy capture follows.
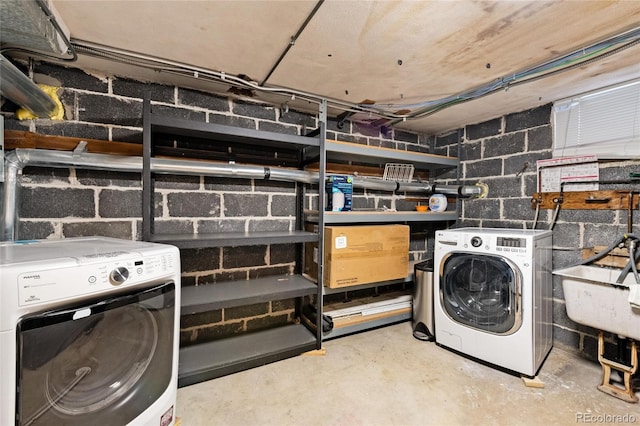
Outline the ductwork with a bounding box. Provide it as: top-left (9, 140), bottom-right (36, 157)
top-left (0, 55), bottom-right (58, 118)
top-left (0, 0), bottom-right (75, 117)
top-left (0, 0), bottom-right (72, 58)
top-left (2, 148), bottom-right (486, 240)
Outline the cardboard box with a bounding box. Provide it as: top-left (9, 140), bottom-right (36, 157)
top-left (304, 224), bottom-right (409, 288)
top-left (325, 175), bottom-right (353, 211)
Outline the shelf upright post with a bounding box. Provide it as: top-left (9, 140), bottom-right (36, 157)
top-left (455, 129), bottom-right (462, 224)
top-left (142, 93), bottom-right (154, 241)
top-left (316, 100), bottom-right (327, 347)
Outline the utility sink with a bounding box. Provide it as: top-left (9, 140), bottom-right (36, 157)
top-left (553, 265), bottom-right (640, 341)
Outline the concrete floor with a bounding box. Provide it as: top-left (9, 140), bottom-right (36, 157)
top-left (176, 322), bottom-right (639, 426)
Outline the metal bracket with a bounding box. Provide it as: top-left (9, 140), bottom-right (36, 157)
top-left (72, 141), bottom-right (88, 157)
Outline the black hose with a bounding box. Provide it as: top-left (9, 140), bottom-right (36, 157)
top-left (578, 235), bottom-right (626, 266)
top-left (629, 243), bottom-right (640, 284)
top-left (608, 233), bottom-right (640, 284)
top-left (615, 247), bottom-right (640, 284)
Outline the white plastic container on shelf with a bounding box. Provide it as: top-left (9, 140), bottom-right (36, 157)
top-left (428, 194), bottom-right (448, 212)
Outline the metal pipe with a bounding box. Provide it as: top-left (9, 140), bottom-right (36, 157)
top-left (2, 152), bottom-right (22, 241)
top-left (2, 148), bottom-right (484, 240)
top-left (0, 55), bottom-right (57, 117)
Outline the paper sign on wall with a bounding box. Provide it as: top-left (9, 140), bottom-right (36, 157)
top-left (536, 155), bottom-right (599, 193)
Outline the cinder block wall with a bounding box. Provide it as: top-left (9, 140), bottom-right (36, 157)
top-left (10, 63), bottom-right (637, 359)
top-left (2, 62), bottom-right (437, 347)
top-left (434, 105), bottom-right (640, 361)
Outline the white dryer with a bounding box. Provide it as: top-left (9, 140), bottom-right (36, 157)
top-left (434, 228), bottom-right (552, 377)
top-left (0, 237), bottom-right (180, 426)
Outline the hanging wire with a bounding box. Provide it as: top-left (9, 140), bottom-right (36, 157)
top-left (531, 203), bottom-right (540, 230)
top-left (549, 202), bottom-right (561, 230)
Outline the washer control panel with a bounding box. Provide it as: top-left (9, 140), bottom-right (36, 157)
top-left (436, 230), bottom-right (531, 257)
top-left (17, 251), bottom-right (175, 306)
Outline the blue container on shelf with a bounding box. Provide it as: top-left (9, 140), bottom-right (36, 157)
top-left (326, 175), bottom-right (353, 212)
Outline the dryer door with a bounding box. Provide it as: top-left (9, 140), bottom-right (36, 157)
top-left (440, 253), bottom-right (522, 335)
top-left (15, 282), bottom-right (175, 426)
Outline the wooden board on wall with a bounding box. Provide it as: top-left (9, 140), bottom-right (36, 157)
top-left (4, 130), bottom-right (143, 156)
top-left (581, 245), bottom-right (635, 269)
top-left (532, 191), bottom-right (640, 210)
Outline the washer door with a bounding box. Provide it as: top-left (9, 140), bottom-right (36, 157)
top-left (440, 253), bottom-right (522, 335)
top-left (16, 282), bottom-right (175, 426)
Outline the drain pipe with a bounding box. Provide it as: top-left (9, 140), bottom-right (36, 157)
top-left (2, 148), bottom-right (486, 240)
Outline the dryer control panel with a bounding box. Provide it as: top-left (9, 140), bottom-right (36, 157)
top-left (17, 251), bottom-right (176, 306)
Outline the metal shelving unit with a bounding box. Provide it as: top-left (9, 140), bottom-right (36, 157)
top-left (142, 96), bottom-right (324, 387)
top-left (142, 93), bottom-right (459, 383)
top-left (312, 139), bottom-right (459, 339)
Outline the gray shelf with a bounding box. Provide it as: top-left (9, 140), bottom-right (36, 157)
top-left (317, 140), bottom-right (458, 169)
top-left (178, 324), bottom-right (317, 387)
top-left (322, 275), bottom-right (413, 295)
top-left (323, 311), bottom-right (412, 340)
top-left (150, 230), bottom-right (318, 249)
top-left (182, 274), bottom-right (317, 314)
top-left (306, 210), bottom-right (458, 224)
top-left (150, 114), bottom-right (320, 149)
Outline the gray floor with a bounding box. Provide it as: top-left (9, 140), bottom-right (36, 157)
top-left (176, 322), bottom-right (639, 426)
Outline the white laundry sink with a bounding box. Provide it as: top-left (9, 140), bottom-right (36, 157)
top-left (553, 265), bottom-right (640, 340)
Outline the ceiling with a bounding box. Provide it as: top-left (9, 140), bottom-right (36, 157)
top-left (12, 1), bottom-right (640, 134)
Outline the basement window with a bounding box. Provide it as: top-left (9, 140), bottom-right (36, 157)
top-left (552, 78), bottom-right (640, 159)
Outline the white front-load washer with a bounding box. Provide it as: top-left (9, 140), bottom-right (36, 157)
top-left (434, 228), bottom-right (552, 377)
top-left (0, 237), bottom-right (180, 426)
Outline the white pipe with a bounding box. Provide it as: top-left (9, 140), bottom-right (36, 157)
top-left (2, 148), bottom-right (484, 240)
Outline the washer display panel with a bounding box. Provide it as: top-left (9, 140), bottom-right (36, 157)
top-left (16, 283), bottom-right (175, 426)
top-left (440, 253), bottom-right (522, 335)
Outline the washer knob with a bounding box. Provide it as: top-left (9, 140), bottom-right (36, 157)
top-left (470, 236), bottom-right (483, 247)
top-left (109, 266), bottom-right (129, 286)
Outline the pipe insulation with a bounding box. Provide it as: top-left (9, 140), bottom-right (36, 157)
top-left (2, 148), bottom-right (485, 240)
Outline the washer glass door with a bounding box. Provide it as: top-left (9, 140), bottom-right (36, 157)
top-left (16, 282), bottom-right (175, 426)
top-left (440, 253), bottom-right (522, 334)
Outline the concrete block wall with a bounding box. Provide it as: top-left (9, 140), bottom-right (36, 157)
top-left (434, 104), bottom-right (640, 361)
top-left (2, 62), bottom-right (436, 347)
